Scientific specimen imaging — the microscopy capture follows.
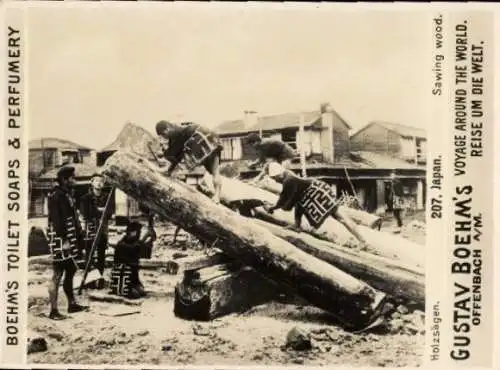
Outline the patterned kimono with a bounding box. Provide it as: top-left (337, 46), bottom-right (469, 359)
top-left (47, 186), bottom-right (82, 263)
top-left (110, 236), bottom-right (143, 298)
top-left (275, 175), bottom-right (340, 229)
top-left (162, 123), bottom-right (223, 171)
top-left (391, 179), bottom-right (405, 210)
top-left (79, 190), bottom-right (110, 269)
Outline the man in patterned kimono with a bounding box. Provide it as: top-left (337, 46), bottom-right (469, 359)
top-left (79, 173), bottom-right (112, 289)
top-left (47, 166), bottom-right (89, 320)
top-left (263, 163), bottom-right (367, 244)
top-left (155, 120), bottom-right (223, 204)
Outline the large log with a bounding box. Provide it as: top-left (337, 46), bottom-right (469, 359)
top-left (201, 174), bottom-right (424, 268)
top-left (253, 219), bottom-right (424, 305)
top-left (103, 151), bottom-right (389, 330)
top-left (253, 177), bottom-right (382, 229)
top-left (174, 262), bottom-right (281, 321)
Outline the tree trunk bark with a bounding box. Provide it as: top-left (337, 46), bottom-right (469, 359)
top-left (254, 219), bottom-right (424, 305)
top-left (103, 151), bottom-right (388, 330)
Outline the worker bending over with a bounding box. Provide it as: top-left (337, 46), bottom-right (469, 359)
top-left (156, 120), bottom-right (223, 204)
top-left (263, 163), bottom-right (367, 244)
top-left (245, 133), bottom-right (297, 184)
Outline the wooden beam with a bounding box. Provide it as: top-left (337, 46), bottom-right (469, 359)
top-left (103, 151), bottom-right (389, 330)
top-left (174, 263), bottom-right (281, 321)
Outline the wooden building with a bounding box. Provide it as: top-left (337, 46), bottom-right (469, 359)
top-left (215, 104), bottom-right (427, 213)
top-left (350, 121), bottom-right (427, 164)
top-left (29, 138), bottom-right (97, 218)
top-left (29, 163), bottom-right (102, 218)
top-left (29, 138), bottom-right (95, 178)
top-left (216, 103), bottom-right (351, 163)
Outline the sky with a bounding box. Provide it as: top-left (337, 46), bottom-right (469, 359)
top-left (27, 4), bottom-right (430, 150)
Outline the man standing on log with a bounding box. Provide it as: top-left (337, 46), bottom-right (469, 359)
top-left (79, 173), bottom-right (111, 288)
top-left (388, 170), bottom-right (405, 233)
top-left (155, 120), bottom-right (223, 204)
top-left (263, 163), bottom-right (367, 245)
top-left (245, 133), bottom-right (297, 184)
top-left (47, 166), bottom-right (89, 320)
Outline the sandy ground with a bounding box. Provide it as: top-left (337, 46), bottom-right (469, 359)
top-left (27, 211), bottom-right (426, 366)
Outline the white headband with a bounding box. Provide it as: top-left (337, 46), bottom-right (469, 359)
top-left (267, 162), bottom-right (285, 177)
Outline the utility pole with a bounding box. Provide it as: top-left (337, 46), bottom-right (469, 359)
top-left (299, 113), bottom-right (306, 177)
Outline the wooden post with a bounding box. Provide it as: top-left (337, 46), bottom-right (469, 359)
top-left (375, 179), bottom-right (386, 214)
top-left (416, 179), bottom-right (424, 210)
top-left (78, 187), bottom-right (115, 295)
top-left (299, 113), bottom-right (307, 177)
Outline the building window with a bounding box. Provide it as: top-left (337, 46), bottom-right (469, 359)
top-left (61, 151), bottom-right (81, 165)
top-left (416, 139), bottom-right (426, 162)
top-left (43, 151), bottom-right (55, 168)
top-left (281, 130), bottom-right (297, 149)
top-left (221, 137), bottom-right (243, 161)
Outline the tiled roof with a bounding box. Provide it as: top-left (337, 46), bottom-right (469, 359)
top-left (216, 109), bottom-right (351, 135)
top-left (349, 151), bottom-right (425, 170)
top-left (368, 121), bottom-right (426, 139)
top-left (29, 138), bottom-right (92, 151)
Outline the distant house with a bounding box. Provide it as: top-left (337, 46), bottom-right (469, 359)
top-left (29, 162), bottom-right (100, 218)
top-left (350, 121), bottom-right (427, 164)
top-left (28, 138), bottom-right (97, 218)
top-left (215, 103), bottom-right (351, 163)
top-left (215, 106), bottom-right (426, 213)
top-left (29, 138), bottom-right (95, 178)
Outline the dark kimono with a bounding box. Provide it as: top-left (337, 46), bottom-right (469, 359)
top-left (390, 179), bottom-right (405, 210)
top-left (276, 175), bottom-right (339, 229)
top-left (79, 190), bottom-right (110, 268)
top-left (47, 186), bottom-right (82, 263)
top-left (110, 236), bottom-right (144, 298)
top-left (162, 123), bottom-right (222, 171)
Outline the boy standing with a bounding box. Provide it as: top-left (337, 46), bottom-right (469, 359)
top-left (388, 171), bottom-right (405, 233)
top-left (79, 173), bottom-right (112, 288)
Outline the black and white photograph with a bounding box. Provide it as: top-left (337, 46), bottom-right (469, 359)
top-left (12, 3), bottom-right (497, 367)
top-left (22, 6), bottom-right (431, 367)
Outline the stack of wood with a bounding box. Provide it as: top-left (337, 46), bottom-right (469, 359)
top-left (103, 150), bottom-right (425, 332)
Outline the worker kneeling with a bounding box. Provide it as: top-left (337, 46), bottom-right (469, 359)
top-left (111, 221), bottom-right (146, 299)
top-left (264, 163), bottom-right (367, 245)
